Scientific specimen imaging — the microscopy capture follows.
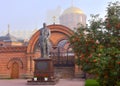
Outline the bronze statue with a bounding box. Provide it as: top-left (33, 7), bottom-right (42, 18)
top-left (39, 23), bottom-right (51, 58)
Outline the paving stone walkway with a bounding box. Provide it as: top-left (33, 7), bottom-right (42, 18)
top-left (0, 79), bottom-right (85, 86)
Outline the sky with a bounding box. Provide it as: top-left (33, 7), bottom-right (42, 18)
top-left (0, 0), bottom-right (117, 38)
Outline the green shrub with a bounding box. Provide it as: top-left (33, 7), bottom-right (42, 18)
top-left (85, 79), bottom-right (100, 86)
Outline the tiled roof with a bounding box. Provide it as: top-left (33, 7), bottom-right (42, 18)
top-left (0, 33), bottom-right (21, 42)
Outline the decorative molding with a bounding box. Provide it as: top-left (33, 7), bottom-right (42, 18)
top-left (0, 46), bottom-right (27, 53)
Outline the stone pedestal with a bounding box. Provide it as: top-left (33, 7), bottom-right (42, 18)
top-left (27, 58), bottom-right (58, 85)
top-left (34, 58), bottom-right (54, 81)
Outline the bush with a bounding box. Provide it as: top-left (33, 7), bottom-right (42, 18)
top-left (85, 79), bottom-right (100, 86)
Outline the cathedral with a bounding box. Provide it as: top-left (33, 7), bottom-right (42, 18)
top-left (0, 6), bottom-right (86, 79)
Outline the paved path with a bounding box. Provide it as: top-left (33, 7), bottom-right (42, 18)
top-left (0, 79), bottom-right (85, 86)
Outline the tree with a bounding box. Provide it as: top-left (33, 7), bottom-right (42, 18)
top-left (69, 1), bottom-right (120, 86)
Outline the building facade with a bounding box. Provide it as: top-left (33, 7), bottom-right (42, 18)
top-left (0, 24), bottom-right (82, 79)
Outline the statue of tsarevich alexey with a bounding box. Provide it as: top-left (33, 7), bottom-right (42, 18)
top-left (39, 23), bottom-right (51, 58)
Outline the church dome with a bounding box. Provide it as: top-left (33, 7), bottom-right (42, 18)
top-left (60, 6), bottom-right (86, 30)
top-left (62, 6), bottom-right (84, 15)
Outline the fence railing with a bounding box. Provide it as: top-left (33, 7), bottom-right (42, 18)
top-left (50, 52), bottom-right (75, 67)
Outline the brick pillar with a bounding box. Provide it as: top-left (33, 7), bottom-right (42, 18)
top-left (25, 54), bottom-right (34, 78)
top-left (74, 56), bottom-right (83, 78)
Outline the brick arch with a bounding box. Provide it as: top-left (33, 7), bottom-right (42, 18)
top-left (27, 24), bottom-right (73, 53)
top-left (56, 38), bottom-right (68, 46)
top-left (7, 58), bottom-right (23, 69)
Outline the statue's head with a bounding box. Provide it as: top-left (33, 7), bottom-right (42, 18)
top-left (43, 23), bottom-right (46, 28)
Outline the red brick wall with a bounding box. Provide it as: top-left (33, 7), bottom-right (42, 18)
top-left (0, 52), bottom-right (27, 78)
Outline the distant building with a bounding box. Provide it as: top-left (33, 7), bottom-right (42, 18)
top-left (0, 33), bottom-right (24, 47)
top-left (60, 6), bottom-right (86, 30)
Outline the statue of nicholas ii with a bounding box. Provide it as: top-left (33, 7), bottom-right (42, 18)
top-left (39, 23), bottom-right (51, 58)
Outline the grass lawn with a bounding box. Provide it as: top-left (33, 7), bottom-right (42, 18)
top-left (85, 79), bottom-right (120, 86)
top-left (85, 79), bottom-right (100, 86)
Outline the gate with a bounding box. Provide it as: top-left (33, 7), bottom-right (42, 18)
top-left (49, 47), bottom-right (75, 78)
top-left (50, 47), bottom-right (75, 67)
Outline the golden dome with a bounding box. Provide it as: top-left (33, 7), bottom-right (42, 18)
top-left (62, 6), bottom-right (84, 15)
